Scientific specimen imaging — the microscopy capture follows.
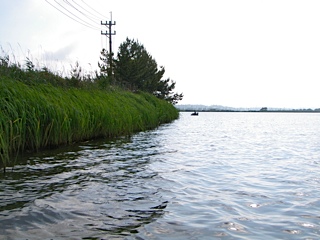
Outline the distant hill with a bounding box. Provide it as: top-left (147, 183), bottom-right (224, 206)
top-left (176, 104), bottom-right (260, 111)
top-left (175, 104), bottom-right (320, 112)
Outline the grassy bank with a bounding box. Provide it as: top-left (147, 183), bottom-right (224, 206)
top-left (0, 77), bottom-right (179, 172)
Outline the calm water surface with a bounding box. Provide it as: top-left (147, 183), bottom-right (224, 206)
top-left (1, 112), bottom-right (320, 239)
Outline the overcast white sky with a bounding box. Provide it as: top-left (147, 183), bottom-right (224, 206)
top-left (1, 0), bottom-right (320, 109)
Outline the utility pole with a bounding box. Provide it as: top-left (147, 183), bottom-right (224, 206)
top-left (101, 12), bottom-right (116, 78)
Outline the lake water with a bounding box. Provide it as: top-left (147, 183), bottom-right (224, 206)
top-left (1, 112), bottom-right (320, 240)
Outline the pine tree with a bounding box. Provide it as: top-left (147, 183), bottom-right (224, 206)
top-left (111, 38), bottom-right (183, 104)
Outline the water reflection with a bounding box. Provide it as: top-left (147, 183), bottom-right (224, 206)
top-left (0, 133), bottom-right (169, 239)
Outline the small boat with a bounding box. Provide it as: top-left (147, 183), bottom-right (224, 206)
top-left (191, 111), bottom-right (199, 116)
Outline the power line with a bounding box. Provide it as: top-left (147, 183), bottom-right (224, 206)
top-left (63, 0), bottom-right (99, 25)
top-left (53, 0), bottom-right (100, 29)
top-left (45, 0), bottom-right (100, 30)
top-left (45, 0), bottom-right (98, 30)
top-left (80, 0), bottom-right (109, 20)
top-left (71, 0), bottom-right (103, 22)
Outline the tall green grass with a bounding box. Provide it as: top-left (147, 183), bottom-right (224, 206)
top-left (0, 78), bottom-right (179, 172)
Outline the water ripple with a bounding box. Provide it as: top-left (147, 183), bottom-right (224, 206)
top-left (1, 112), bottom-right (320, 239)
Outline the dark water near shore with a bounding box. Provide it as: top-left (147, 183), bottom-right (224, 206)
top-left (1, 112), bottom-right (320, 240)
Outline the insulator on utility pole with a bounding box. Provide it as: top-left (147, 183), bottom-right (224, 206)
top-left (101, 12), bottom-right (116, 78)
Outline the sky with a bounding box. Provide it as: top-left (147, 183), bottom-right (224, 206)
top-left (1, 0), bottom-right (320, 109)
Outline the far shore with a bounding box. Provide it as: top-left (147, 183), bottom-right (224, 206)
top-left (179, 109), bottom-right (320, 113)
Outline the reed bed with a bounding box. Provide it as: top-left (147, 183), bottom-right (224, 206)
top-left (0, 77), bottom-right (179, 172)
